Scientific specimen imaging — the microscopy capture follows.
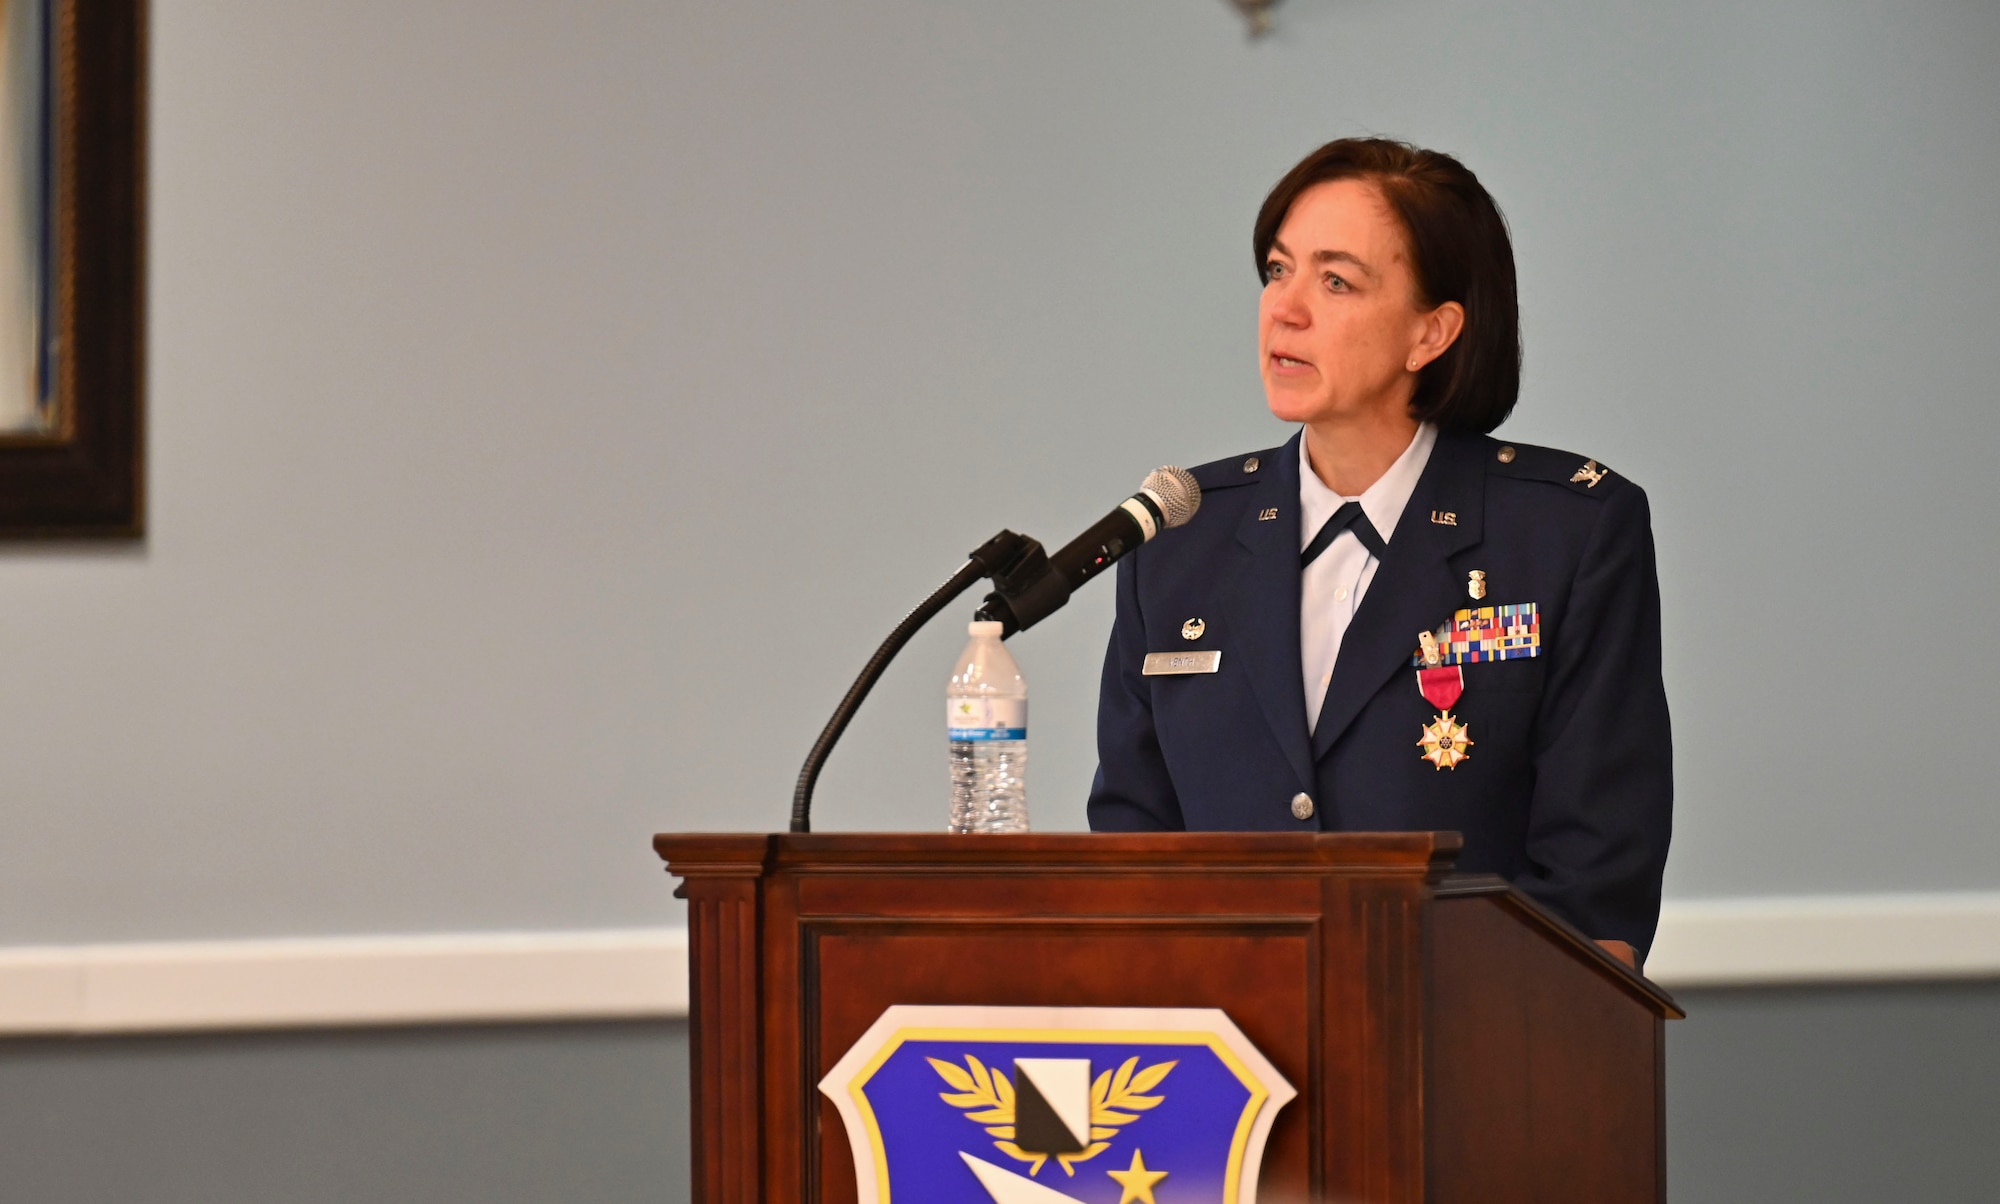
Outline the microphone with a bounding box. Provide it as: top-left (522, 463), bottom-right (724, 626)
top-left (976, 466), bottom-right (1202, 635)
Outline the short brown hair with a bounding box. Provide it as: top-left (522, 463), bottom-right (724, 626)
top-left (1254, 139), bottom-right (1521, 434)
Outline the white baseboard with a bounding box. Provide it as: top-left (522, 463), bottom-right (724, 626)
top-left (2, 893), bottom-right (1997, 1035)
top-left (0, 929), bottom-right (687, 1035)
top-left (1644, 892), bottom-right (2000, 988)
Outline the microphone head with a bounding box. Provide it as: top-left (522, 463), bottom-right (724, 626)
top-left (1141, 466), bottom-right (1201, 528)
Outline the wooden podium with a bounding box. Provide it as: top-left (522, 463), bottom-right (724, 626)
top-left (655, 831), bottom-right (1682, 1202)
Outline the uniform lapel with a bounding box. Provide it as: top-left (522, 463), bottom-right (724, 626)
top-left (1220, 432), bottom-right (1316, 794)
top-left (1309, 432), bottom-right (1486, 762)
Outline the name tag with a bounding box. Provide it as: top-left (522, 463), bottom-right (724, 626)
top-left (1143, 651), bottom-right (1221, 676)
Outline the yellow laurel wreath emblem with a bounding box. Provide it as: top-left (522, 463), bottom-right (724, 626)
top-left (928, 1053), bottom-right (1176, 1177)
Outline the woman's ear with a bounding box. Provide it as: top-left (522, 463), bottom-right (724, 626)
top-left (1410, 300), bottom-right (1466, 371)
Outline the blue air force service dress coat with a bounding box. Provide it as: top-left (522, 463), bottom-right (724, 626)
top-left (1087, 429), bottom-right (1673, 956)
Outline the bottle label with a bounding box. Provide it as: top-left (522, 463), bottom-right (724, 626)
top-left (947, 696), bottom-right (1026, 741)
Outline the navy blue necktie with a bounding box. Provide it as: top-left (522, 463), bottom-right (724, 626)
top-left (1301, 500), bottom-right (1386, 567)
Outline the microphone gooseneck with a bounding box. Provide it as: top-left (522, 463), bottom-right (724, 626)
top-left (790, 468), bottom-right (1200, 832)
top-left (791, 531), bottom-right (1041, 833)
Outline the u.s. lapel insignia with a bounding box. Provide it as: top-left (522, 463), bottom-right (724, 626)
top-left (819, 1005), bottom-right (1295, 1202)
top-left (1570, 459), bottom-right (1607, 488)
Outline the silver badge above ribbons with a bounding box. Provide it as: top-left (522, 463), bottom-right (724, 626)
top-left (1143, 650), bottom-right (1221, 676)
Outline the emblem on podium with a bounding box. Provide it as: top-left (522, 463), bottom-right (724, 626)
top-left (820, 1005), bottom-right (1295, 1202)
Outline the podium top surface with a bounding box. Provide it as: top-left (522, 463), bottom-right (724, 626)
top-left (654, 830), bottom-right (1464, 875)
top-left (654, 831), bottom-right (1680, 1016)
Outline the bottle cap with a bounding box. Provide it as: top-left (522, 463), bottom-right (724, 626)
top-left (968, 620), bottom-right (1004, 637)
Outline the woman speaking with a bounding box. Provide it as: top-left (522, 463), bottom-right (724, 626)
top-left (1087, 139), bottom-right (1672, 961)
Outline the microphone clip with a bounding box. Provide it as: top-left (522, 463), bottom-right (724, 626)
top-left (966, 529), bottom-right (1069, 638)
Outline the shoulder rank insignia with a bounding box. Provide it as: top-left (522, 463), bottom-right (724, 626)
top-left (1570, 459), bottom-right (1608, 488)
top-left (820, 1005), bottom-right (1294, 1202)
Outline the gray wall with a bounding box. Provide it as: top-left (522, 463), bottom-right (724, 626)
top-left (1, 1022), bottom-right (692, 1203)
top-left (1667, 982), bottom-right (2000, 1201)
top-left (4, 0), bottom-right (1998, 945)
top-left (3, 0), bottom-right (1997, 1199)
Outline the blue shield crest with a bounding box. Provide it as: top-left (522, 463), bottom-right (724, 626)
top-left (821, 1006), bottom-right (1295, 1203)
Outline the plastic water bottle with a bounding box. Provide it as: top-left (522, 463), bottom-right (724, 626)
top-left (947, 619), bottom-right (1028, 833)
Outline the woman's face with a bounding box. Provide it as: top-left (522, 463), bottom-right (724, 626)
top-left (1259, 178), bottom-right (1454, 428)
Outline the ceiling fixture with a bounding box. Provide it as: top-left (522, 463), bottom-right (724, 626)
top-left (1228, 0), bottom-right (1282, 37)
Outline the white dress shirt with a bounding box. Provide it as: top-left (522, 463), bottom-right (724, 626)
top-left (1298, 422), bottom-right (1437, 733)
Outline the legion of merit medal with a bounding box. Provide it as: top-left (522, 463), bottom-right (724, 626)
top-left (1415, 630), bottom-right (1473, 770)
